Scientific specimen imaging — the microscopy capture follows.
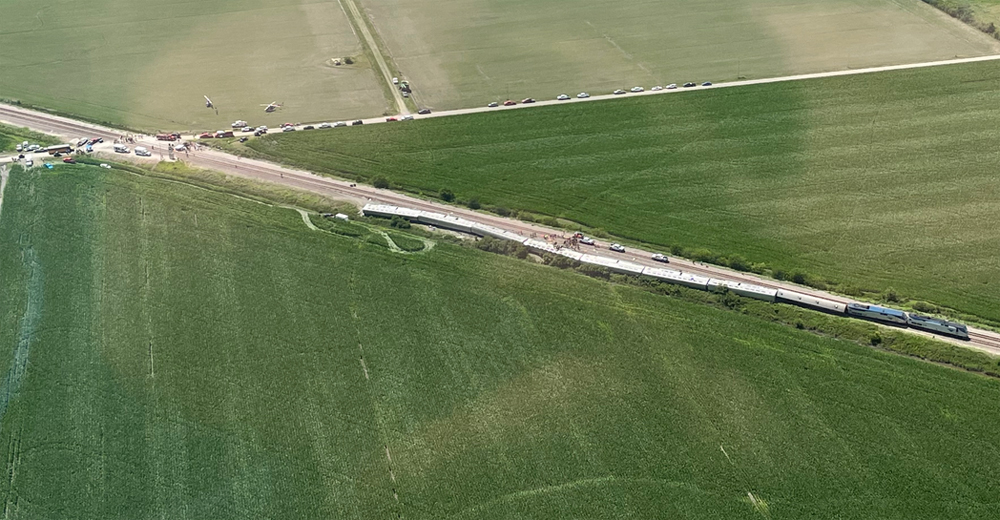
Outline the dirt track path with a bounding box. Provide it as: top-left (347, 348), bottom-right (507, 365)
top-left (339, 0), bottom-right (408, 115)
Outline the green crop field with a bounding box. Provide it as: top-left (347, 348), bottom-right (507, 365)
top-left (362, 0), bottom-right (1000, 110)
top-left (3, 163), bottom-right (1000, 518)
top-left (0, 124), bottom-right (59, 153)
top-left (236, 60), bottom-right (1000, 324)
top-left (0, 0), bottom-right (388, 131)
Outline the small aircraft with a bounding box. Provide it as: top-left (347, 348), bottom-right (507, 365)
top-left (261, 101), bottom-right (283, 113)
top-left (204, 95), bottom-right (214, 108)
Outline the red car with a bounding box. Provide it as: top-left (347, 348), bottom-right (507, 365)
top-left (503, 100), bottom-right (517, 106)
top-left (199, 132), bottom-right (214, 139)
top-left (88, 137), bottom-right (103, 145)
top-left (386, 117), bottom-right (398, 122)
top-left (62, 157), bottom-right (76, 164)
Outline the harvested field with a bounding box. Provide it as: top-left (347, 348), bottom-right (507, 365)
top-left (0, 0), bottom-right (388, 131)
top-left (361, 0), bottom-right (1000, 109)
top-left (2, 164), bottom-right (1000, 518)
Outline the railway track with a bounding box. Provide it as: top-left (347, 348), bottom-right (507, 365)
top-left (3, 103), bottom-right (999, 355)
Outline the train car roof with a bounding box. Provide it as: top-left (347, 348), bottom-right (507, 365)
top-left (848, 303), bottom-right (906, 317)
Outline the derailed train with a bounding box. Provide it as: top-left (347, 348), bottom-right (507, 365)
top-left (362, 204), bottom-right (971, 341)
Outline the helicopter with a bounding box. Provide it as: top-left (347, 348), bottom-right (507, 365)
top-left (261, 101), bottom-right (283, 113)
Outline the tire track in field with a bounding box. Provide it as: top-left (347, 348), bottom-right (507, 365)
top-left (346, 271), bottom-right (404, 518)
top-left (0, 246), bottom-right (43, 516)
top-left (0, 166), bottom-right (8, 221)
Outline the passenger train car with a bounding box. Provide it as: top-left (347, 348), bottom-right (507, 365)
top-left (361, 204), bottom-right (973, 342)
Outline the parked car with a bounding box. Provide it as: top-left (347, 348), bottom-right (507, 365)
top-left (522, 98), bottom-right (535, 103)
top-left (417, 108), bottom-right (432, 114)
top-left (651, 86), bottom-right (663, 91)
top-left (613, 89), bottom-right (627, 95)
top-left (242, 126), bottom-right (255, 132)
top-left (651, 254), bottom-right (669, 263)
top-left (303, 125), bottom-right (315, 130)
top-left (666, 83), bottom-right (677, 89)
top-left (580, 237), bottom-right (595, 245)
top-left (402, 115), bottom-right (414, 120)
top-left (702, 81), bottom-right (713, 86)
top-left (610, 243), bottom-right (626, 252)
top-left (334, 121), bottom-right (347, 127)
top-left (386, 117), bottom-right (398, 122)
top-left (352, 120), bottom-right (364, 125)
top-left (488, 102), bottom-right (499, 107)
top-left (557, 94), bottom-right (570, 100)
top-left (62, 157), bottom-right (76, 164)
top-left (503, 100), bottom-right (517, 106)
top-left (199, 132), bottom-right (214, 139)
top-left (282, 126), bottom-right (296, 132)
top-left (577, 92), bottom-right (590, 98)
top-left (238, 137), bottom-right (249, 143)
top-left (683, 82), bottom-right (696, 88)
top-left (631, 86), bottom-right (644, 92)
top-left (24, 159), bottom-right (33, 167)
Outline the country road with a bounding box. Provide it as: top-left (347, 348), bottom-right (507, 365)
top-left (2, 60), bottom-right (1000, 354)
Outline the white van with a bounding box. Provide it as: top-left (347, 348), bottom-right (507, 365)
top-left (134, 146), bottom-right (151, 156)
top-left (113, 144), bottom-right (129, 154)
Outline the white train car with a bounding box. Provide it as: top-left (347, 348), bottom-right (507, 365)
top-left (523, 239), bottom-right (561, 255)
top-left (775, 290), bottom-right (846, 314)
top-left (707, 279), bottom-right (777, 302)
top-left (557, 249), bottom-right (584, 262)
top-left (640, 267), bottom-right (709, 290)
top-left (577, 254), bottom-right (645, 275)
top-left (361, 203), bottom-right (402, 218)
top-left (469, 222), bottom-right (528, 244)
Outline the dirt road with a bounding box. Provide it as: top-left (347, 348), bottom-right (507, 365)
top-left (339, 0), bottom-right (408, 115)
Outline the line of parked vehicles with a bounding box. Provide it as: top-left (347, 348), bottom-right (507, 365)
top-left (488, 82), bottom-right (713, 107)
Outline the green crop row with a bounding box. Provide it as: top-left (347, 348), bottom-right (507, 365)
top-left (4, 164), bottom-right (1000, 518)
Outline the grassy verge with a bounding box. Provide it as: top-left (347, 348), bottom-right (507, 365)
top-left (0, 122), bottom-right (61, 153)
top-left (921, 0), bottom-right (1000, 39)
